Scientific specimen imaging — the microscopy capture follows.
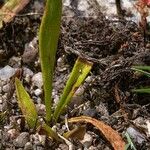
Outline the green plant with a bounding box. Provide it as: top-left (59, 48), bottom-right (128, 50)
top-left (132, 66), bottom-right (150, 93)
top-left (15, 0), bottom-right (93, 139)
top-left (14, 1), bottom-right (126, 148)
top-left (39, 0), bottom-right (62, 123)
top-left (124, 132), bottom-right (137, 150)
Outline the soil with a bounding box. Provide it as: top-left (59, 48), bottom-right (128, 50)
top-left (0, 0), bottom-right (150, 150)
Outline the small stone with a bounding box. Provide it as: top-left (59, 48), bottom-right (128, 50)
top-left (14, 132), bottom-right (30, 148)
top-left (33, 1), bottom-right (44, 13)
top-left (32, 133), bottom-right (45, 145)
top-left (23, 67), bottom-right (34, 83)
top-left (36, 104), bottom-right (45, 116)
top-left (71, 96), bottom-right (83, 108)
top-left (127, 127), bottom-right (146, 144)
top-left (24, 74), bottom-right (31, 84)
top-left (146, 120), bottom-right (150, 137)
top-left (24, 142), bottom-right (33, 150)
top-left (80, 133), bottom-right (93, 148)
top-left (58, 144), bottom-right (69, 150)
top-left (38, 135), bottom-right (46, 146)
top-left (33, 145), bottom-right (44, 150)
top-left (57, 56), bottom-right (65, 67)
top-left (32, 72), bottom-right (43, 88)
top-left (9, 56), bottom-right (21, 67)
top-left (74, 86), bottom-right (84, 96)
top-left (34, 89), bottom-right (42, 96)
top-left (57, 57), bottom-right (64, 66)
top-left (89, 146), bottom-right (98, 150)
top-left (0, 66), bottom-right (16, 81)
top-left (7, 129), bottom-right (19, 139)
top-left (23, 67), bottom-right (34, 77)
top-left (2, 84), bottom-right (10, 93)
top-left (83, 108), bottom-right (96, 117)
top-left (2, 94), bottom-right (7, 101)
top-left (85, 76), bottom-right (92, 83)
top-left (22, 38), bottom-right (38, 64)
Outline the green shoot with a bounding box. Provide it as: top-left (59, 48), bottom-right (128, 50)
top-left (132, 66), bottom-right (150, 71)
top-left (15, 78), bottom-right (38, 129)
top-left (125, 132), bottom-right (137, 150)
top-left (53, 57), bottom-right (93, 121)
top-left (132, 68), bottom-right (150, 78)
top-left (15, 78), bottom-right (60, 140)
top-left (132, 88), bottom-right (150, 93)
top-left (39, 0), bottom-right (62, 123)
top-left (132, 66), bottom-right (150, 94)
top-left (15, 0), bottom-right (93, 141)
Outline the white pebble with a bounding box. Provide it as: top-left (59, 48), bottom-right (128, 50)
top-left (80, 133), bottom-right (93, 148)
top-left (0, 66), bottom-right (16, 81)
top-left (2, 84), bottom-right (10, 93)
top-left (7, 129), bottom-right (18, 139)
top-left (34, 89), bottom-right (42, 96)
top-left (85, 76), bottom-right (92, 83)
top-left (32, 72), bottom-right (43, 88)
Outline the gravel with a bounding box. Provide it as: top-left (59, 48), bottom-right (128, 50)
top-left (24, 142), bottom-right (33, 150)
top-left (13, 132), bottom-right (30, 148)
top-left (0, 65), bottom-right (16, 81)
top-left (32, 72), bottom-right (43, 89)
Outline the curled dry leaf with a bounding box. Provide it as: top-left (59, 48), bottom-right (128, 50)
top-left (0, 0), bottom-right (30, 28)
top-left (63, 125), bottom-right (86, 140)
top-left (68, 116), bottom-right (125, 150)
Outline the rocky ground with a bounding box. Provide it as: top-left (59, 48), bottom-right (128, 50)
top-left (0, 0), bottom-right (150, 149)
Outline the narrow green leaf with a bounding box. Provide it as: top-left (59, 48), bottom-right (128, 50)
top-left (124, 132), bottom-right (137, 150)
top-left (15, 78), bottom-right (38, 129)
top-left (53, 57), bottom-right (93, 121)
top-left (39, 0), bottom-right (62, 122)
top-left (38, 123), bottom-right (62, 142)
top-left (132, 88), bottom-right (150, 94)
top-left (132, 66), bottom-right (150, 71)
top-left (132, 67), bottom-right (150, 78)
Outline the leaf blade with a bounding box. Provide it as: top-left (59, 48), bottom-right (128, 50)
top-left (53, 57), bottom-right (93, 121)
top-left (132, 66), bottom-right (150, 71)
top-left (38, 123), bottom-right (62, 142)
top-left (132, 67), bottom-right (150, 78)
top-left (15, 78), bottom-right (38, 129)
top-left (132, 88), bottom-right (150, 93)
top-left (39, 0), bottom-right (62, 122)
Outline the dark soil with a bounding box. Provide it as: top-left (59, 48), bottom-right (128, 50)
top-left (0, 0), bottom-right (150, 150)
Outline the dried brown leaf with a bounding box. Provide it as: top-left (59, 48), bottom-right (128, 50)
top-left (68, 116), bottom-right (125, 150)
top-left (0, 0), bottom-right (30, 28)
top-left (63, 125), bottom-right (86, 140)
